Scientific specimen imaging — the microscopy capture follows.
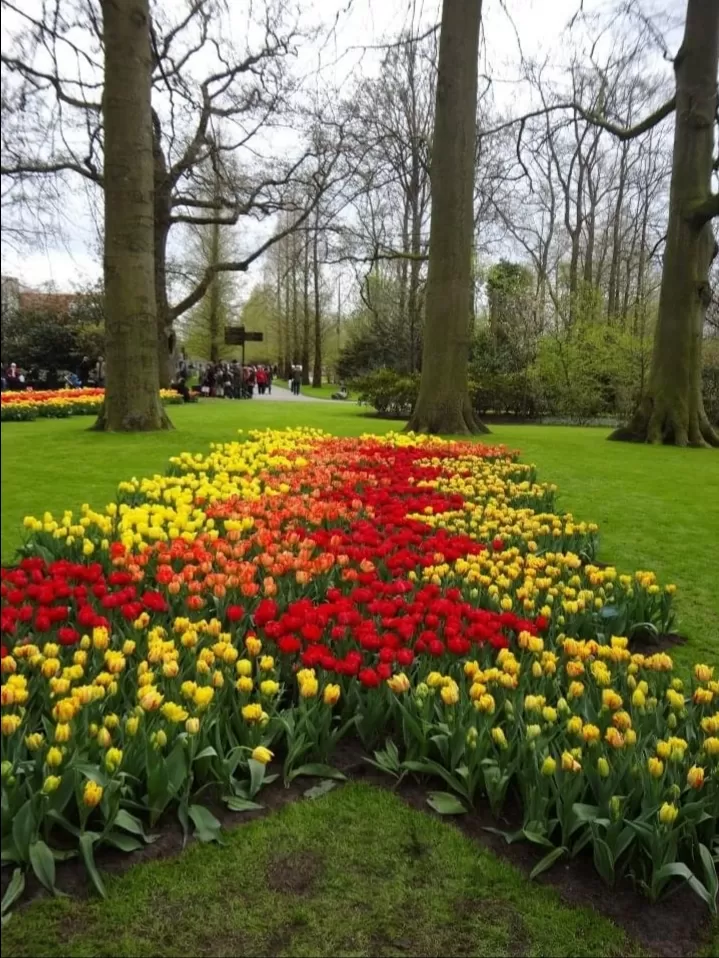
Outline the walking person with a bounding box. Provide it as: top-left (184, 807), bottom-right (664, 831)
top-left (256, 366), bottom-right (267, 395)
top-left (292, 365), bottom-right (301, 396)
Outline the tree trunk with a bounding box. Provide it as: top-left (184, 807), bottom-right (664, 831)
top-left (607, 142), bottom-right (628, 322)
top-left (312, 207), bottom-right (322, 387)
top-left (152, 115), bottom-right (174, 389)
top-left (291, 231), bottom-right (299, 367)
top-left (610, 0), bottom-right (719, 447)
top-left (94, 0), bottom-right (170, 432)
top-left (407, 0), bottom-right (488, 435)
top-left (301, 229), bottom-right (311, 385)
top-left (154, 218), bottom-right (174, 386)
top-left (407, 166), bottom-right (423, 373)
top-left (207, 221), bottom-right (221, 363)
top-left (276, 249), bottom-right (284, 371)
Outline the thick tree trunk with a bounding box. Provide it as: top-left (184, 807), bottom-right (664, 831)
top-left (610, 0), bottom-right (719, 447)
top-left (312, 207), bottom-right (322, 388)
top-left (407, 0), bottom-right (488, 435)
top-left (95, 0), bottom-right (170, 432)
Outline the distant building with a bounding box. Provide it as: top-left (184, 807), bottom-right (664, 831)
top-left (17, 290), bottom-right (85, 314)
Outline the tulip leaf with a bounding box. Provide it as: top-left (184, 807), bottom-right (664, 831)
top-left (699, 843), bottom-right (718, 903)
top-left (114, 809), bottom-right (151, 841)
top-left (194, 746), bottom-right (218, 761)
top-left (571, 803), bottom-right (600, 824)
top-left (11, 800), bottom-right (36, 862)
top-left (29, 840), bottom-right (56, 894)
top-left (1, 869), bottom-right (25, 917)
top-left (288, 764), bottom-right (347, 782)
top-left (46, 809), bottom-right (82, 839)
top-left (304, 779), bottom-right (337, 800)
top-left (166, 743), bottom-right (188, 796)
top-left (74, 763), bottom-right (110, 788)
top-left (79, 833), bottom-right (106, 899)
top-left (529, 845), bottom-right (567, 880)
top-left (247, 758), bottom-right (266, 798)
top-left (188, 804), bottom-right (223, 844)
top-left (522, 827), bottom-right (555, 849)
top-left (104, 832), bottom-right (144, 853)
top-left (426, 791), bottom-right (467, 816)
top-left (223, 796), bottom-right (264, 813)
top-left (592, 838), bottom-right (615, 885)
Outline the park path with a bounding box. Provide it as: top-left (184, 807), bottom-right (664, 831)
top-left (254, 384), bottom-right (329, 402)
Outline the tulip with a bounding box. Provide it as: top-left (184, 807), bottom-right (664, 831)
top-left (323, 684), bottom-right (341, 706)
top-left (42, 775), bottom-right (62, 795)
top-left (658, 802), bottom-right (679, 826)
top-left (83, 781), bottom-right (104, 808)
top-left (541, 756), bottom-right (556, 776)
top-left (647, 757), bottom-right (664, 778)
top-left (105, 748), bottom-right (123, 773)
top-left (251, 746), bottom-right (274, 765)
top-left (687, 765), bottom-right (705, 789)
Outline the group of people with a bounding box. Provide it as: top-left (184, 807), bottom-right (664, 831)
top-left (188, 360), bottom-right (276, 400)
top-left (1, 357), bottom-right (105, 391)
top-left (1, 363), bottom-right (27, 391)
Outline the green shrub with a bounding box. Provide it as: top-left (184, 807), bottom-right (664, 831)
top-left (356, 369), bottom-right (420, 418)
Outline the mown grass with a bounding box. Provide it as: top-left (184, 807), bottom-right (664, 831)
top-left (0, 783), bottom-right (640, 958)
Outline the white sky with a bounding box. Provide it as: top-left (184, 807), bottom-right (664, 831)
top-left (0, 0), bottom-right (677, 292)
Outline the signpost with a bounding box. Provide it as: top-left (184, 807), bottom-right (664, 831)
top-left (224, 326), bottom-right (264, 398)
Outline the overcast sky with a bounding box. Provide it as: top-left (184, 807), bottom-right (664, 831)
top-left (0, 0), bottom-right (677, 293)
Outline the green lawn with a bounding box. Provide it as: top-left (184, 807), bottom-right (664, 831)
top-left (2, 401), bottom-right (719, 956)
top-left (0, 784), bottom-right (640, 958)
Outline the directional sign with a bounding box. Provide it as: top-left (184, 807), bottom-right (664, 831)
top-left (224, 327), bottom-right (264, 346)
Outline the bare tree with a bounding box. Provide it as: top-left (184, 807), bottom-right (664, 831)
top-left (2, 0), bottom-right (346, 385)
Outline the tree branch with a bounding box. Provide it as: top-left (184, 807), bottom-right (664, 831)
top-left (0, 160), bottom-right (102, 185)
top-left (688, 194), bottom-right (719, 228)
top-left (480, 95), bottom-right (676, 141)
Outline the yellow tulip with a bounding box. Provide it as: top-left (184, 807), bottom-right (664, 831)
top-left (251, 746), bottom-right (274, 765)
top-left (83, 780), bottom-right (104, 808)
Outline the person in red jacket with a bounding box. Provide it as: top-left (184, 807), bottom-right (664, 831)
top-left (256, 366), bottom-right (268, 395)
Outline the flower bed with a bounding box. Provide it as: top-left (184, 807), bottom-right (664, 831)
top-left (0, 389), bottom-right (183, 422)
top-left (1, 429), bottom-right (716, 912)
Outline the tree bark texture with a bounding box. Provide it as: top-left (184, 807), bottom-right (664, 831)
top-left (301, 230), bottom-right (311, 385)
top-left (95, 0), bottom-right (170, 431)
top-left (312, 207), bottom-right (323, 387)
top-left (407, 0), bottom-right (488, 435)
top-left (152, 116), bottom-right (174, 388)
top-left (611, 0), bottom-right (719, 446)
